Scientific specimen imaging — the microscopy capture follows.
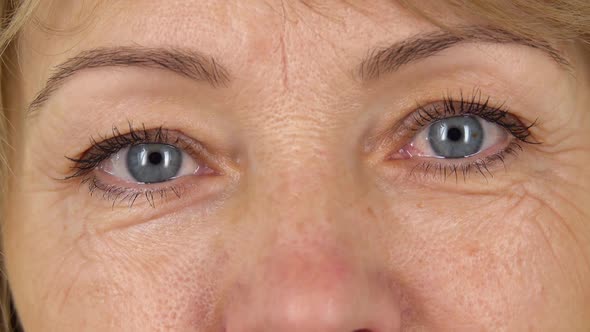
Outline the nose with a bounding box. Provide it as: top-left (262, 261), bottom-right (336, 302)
top-left (222, 243), bottom-right (402, 331)
top-left (221, 138), bottom-right (402, 331)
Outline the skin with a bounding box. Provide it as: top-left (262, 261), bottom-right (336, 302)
top-left (3, 0), bottom-right (590, 331)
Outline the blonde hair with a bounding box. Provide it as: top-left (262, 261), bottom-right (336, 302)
top-left (0, 0), bottom-right (589, 331)
top-left (1, 1), bottom-right (43, 331)
top-left (399, 0), bottom-right (590, 44)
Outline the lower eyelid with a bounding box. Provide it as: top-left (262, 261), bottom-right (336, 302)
top-left (83, 173), bottom-right (196, 210)
top-left (389, 140), bottom-right (526, 186)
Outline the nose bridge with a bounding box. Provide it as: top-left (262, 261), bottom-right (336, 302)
top-left (238, 99), bottom-right (371, 275)
top-left (245, 151), bottom-right (362, 247)
top-left (245, 106), bottom-right (362, 218)
top-left (222, 128), bottom-right (402, 331)
top-left (243, 148), bottom-right (366, 280)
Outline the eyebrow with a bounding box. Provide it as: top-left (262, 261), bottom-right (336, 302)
top-left (28, 26), bottom-right (568, 114)
top-left (28, 46), bottom-right (230, 114)
top-left (358, 26), bottom-right (570, 81)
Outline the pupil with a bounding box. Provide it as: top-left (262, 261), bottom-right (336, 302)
top-left (447, 127), bottom-right (463, 142)
top-left (148, 152), bottom-right (163, 165)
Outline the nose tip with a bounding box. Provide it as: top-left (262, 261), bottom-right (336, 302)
top-left (222, 247), bottom-right (401, 332)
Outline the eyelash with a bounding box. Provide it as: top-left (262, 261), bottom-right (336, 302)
top-left (65, 124), bottom-right (199, 208)
top-left (402, 91), bottom-right (539, 182)
top-left (408, 142), bottom-right (523, 183)
top-left (65, 92), bottom-right (538, 206)
top-left (84, 174), bottom-right (184, 208)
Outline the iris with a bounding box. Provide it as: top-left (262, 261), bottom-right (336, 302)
top-left (428, 116), bottom-right (484, 158)
top-left (127, 144), bottom-right (183, 183)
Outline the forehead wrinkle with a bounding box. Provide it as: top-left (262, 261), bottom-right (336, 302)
top-left (260, 0), bottom-right (384, 24)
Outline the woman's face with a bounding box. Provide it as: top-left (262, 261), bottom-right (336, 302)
top-left (3, 1), bottom-right (590, 331)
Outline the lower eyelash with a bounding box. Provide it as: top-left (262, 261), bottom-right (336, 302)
top-left (408, 141), bottom-right (523, 182)
top-left (83, 175), bottom-right (184, 208)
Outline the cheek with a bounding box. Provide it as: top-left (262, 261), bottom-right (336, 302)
top-left (71, 222), bottom-right (231, 330)
top-left (86, 227), bottom-right (225, 330)
top-left (5, 198), bottom-right (231, 331)
top-left (376, 187), bottom-right (590, 330)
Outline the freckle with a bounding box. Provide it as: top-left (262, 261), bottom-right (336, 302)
top-left (466, 244), bottom-right (480, 257)
top-left (295, 220), bottom-right (306, 232)
top-left (366, 207), bottom-right (376, 218)
top-left (416, 202), bottom-right (424, 208)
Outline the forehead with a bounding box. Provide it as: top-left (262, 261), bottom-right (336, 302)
top-left (33, 0), bottom-right (431, 32)
top-left (19, 1), bottom-right (451, 106)
top-left (23, 0), bottom-right (440, 62)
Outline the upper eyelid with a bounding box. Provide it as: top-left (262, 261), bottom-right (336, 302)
top-left (65, 126), bottom-right (212, 180)
top-left (65, 92), bottom-right (535, 167)
top-left (406, 93), bottom-right (540, 143)
top-left (365, 92), bottom-right (539, 158)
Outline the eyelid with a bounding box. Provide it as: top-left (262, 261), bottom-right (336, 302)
top-left (372, 90), bottom-right (540, 184)
top-left (413, 96), bottom-right (538, 144)
top-left (387, 91), bottom-right (540, 150)
top-left (65, 125), bottom-right (230, 209)
top-left (65, 125), bottom-right (220, 180)
top-left (84, 167), bottom-right (225, 210)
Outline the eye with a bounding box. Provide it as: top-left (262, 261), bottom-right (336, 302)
top-left (384, 92), bottom-right (540, 182)
top-left (64, 125), bottom-right (224, 208)
top-left (398, 115), bottom-right (510, 160)
top-left (99, 143), bottom-right (205, 184)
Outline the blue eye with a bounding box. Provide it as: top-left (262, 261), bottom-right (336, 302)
top-left (399, 114), bottom-right (509, 160)
top-left (100, 143), bottom-right (200, 184)
top-left (127, 144), bottom-right (183, 183)
top-left (428, 116), bottom-right (484, 158)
